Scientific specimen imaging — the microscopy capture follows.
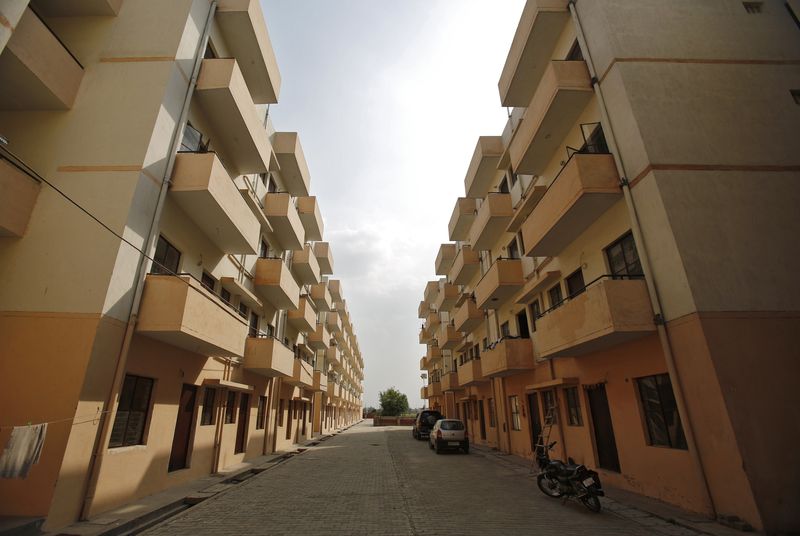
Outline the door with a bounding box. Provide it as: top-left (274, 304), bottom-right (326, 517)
top-left (235, 393), bottom-right (249, 454)
top-left (478, 400), bottom-right (486, 440)
top-left (527, 393), bottom-right (541, 453)
top-left (516, 309), bottom-right (530, 339)
top-left (169, 384), bottom-right (197, 472)
top-left (586, 384), bottom-right (621, 472)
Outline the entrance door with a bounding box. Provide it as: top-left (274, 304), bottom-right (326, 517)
top-left (586, 384), bottom-right (621, 472)
top-left (301, 402), bottom-right (307, 437)
top-left (527, 393), bottom-right (541, 453)
top-left (517, 309), bottom-right (530, 339)
top-left (235, 393), bottom-right (249, 454)
top-left (478, 400), bottom-right (486, 440)
top-left (169, 384), bottom-right (197, 472)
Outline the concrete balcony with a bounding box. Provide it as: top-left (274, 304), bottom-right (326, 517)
top-left (457, 359), bottom-right (487, 386)
top-left (325, 310), bottom-right (342, 334)
top-left (448, 245), bottom-right (480, 285)
top-left (264, 193), bottom-right (305, 251)
top-left (296, 196), bottom-right (323, 242)
top-left (428, 382), bottom-right (443, 397)
top-left (328, 279), bottom-right (343, 303)
top-left (326, 346), bottom-right (342, 369)
top-left (441, 372), bottom-right (462, 392)
top-left (482, 338), bottom-right (535, 377)
top-left (243, 336), bottom-right (294, 377)
top-left (464, 136), bottom-right (504, 198)
top-left (449, 197), bottom-right (478, 242)
top-left (534, 278), bottom-right (655, 358)
top-left (313, 242), bottom-right (334, 275)
top-left (313, 371), bottom-right (328, 392)
top-left (438, 323), bottom-right (461, 350)
top-left (195, 58), bottom-right (272, 175)
top-left (468, 193), bottom-right (513, 251)
top-left (423, 280), bottom-right (440, 306)
top-left (287, 358), bottom-right (314, 389)
top-left (307, 323), bottom-right (330, 351)
top-left (291, 244), bottom-right (321, 285)
top-left (427, 344), bottom-right (442, 365)
top-left (508, 61), bottom-right (593, 176)
top-left (419, 326), bottom-right (431, 345)
top-left (425, 312), bottom-right (441, 331)
top-left (433, 282), bottom-right (459, 313)
top-left (508, 174), bottom-right (547, 233)
top-left (215, 0), bottom-right (281, 104)
top-left (421, 386), bottom-right (428, 399)
top-left (137, 274), bottom-right (247, 357)
top-left (287, 296), bottom-right (316, 333)
top-left (454, 298), bottom-right (483, 333)
top-left (0, 8), bottom-right (83, 110)
top-left (310, 281), bottom-right (333, 312)
top-left (522, 154), bottom-right (621, 257)
top-left (271, 132), bottom-right (310, 197)
top-left (419, 356), bottom-right (429, 371)
top-left (475, 259), bottom-right (524, 309)
top-left (33, 0), bottom-right (122, 16)
top-left (0, 157), bottom-right (40, 237)
top-left (253, 258), bottom-right (300, 311)
top-left (499, 0), bottom-right (570, 107)
top-left (435, 243), bottom-right (457, 276)
top-left (170, 152), bottom-right (259, 254)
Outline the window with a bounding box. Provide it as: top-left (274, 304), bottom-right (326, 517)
top-left (606, 232), bottom-right (643, 277)
top-left (152, 235), bottom-right (181, 275)
top-left (473, 344), bottom-right (480, 359)
top-left (507, 237), bottom-right (520, 259)
top-left (742, 2), bottom-right (763, 13)
top-left (564, 387), bottom-right (582, 426)
top-left (529, 299), bottom-right (541, 332)
top-left (109, 375), bottom-right (154, 448)
top-left (548, 283), bottom-right (563, 309)
top-left (258, 172), bottom-right (270, 188)
top-left (179, 122), bottom-right (207, 153)
top-left (500, 321), bottom-right (510, 338)
top-left (565, 269), bottom-right (586, 298)
top-left (238, 302), bottom-right (248, 320)
top-left (488, 398), bottom-right (496, 427)
top-left (225, 391), bottom-right (237, 424)
top-left (200, 388), bottom-right (216, 426)
top-left (221, 288), bottom-right (231, 304)
top-left (580, 123), bottom-right (609, 154)
top-left (482, 337), bottom-right (488, 351)
top-left (509, 395), bottom-right (521, 430)
top-left (259, 239), bottom-right (270, 259)
top-left (278, 399), bottom-right (285, 426)
top-left (637, 374), bottom-right (687, 449)
top-left (542, 390), bottom-right (558, 424)
top-left (201, 272), bottom-right (216, 292)
top-left (499, 178), bottom-right (510, 193)
top-left (566, 39), bottom-right (584, 61)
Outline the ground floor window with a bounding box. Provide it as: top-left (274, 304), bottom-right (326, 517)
top-left (488, 398), bottom-right (496, 427)
top-left (201, 387), bottom-right (216, 426)
top-left (564, 387), bottom-right (582, 426)
top-left (225, 391), bottom-right (237, 423)
top-left (256, 396), bottom-right (268, 429)
top-left (541, 390), bottom-right (558, 424)
top-left (509, 395), bottom-right (521, 431)
top-left (636, 373), bottom-right (687, 449)
top-left (109, 375), bottom-right (154, 448)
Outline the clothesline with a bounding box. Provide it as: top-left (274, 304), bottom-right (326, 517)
top-left (0, 408), bottom-right (114, 430)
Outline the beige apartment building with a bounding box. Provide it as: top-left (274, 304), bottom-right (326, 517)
top-left (419, 1), bottom-right (799, 534)
top-left (0, 0), bottom-right (363, 530)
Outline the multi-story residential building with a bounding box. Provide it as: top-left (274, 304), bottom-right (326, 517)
top-left (419, 1), bottom-right (799, 534)
top-left (0, 0), bottom-right (363, 530)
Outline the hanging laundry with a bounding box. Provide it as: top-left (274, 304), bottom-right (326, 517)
top-left (0, 423), bottom-right (48, 479)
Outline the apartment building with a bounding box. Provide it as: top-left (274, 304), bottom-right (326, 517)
top-left (0, 0), bottom-right (363, 530)
top-left (419, 1), bottom-right (799, 533)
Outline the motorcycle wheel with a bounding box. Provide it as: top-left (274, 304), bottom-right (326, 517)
top-left (580, 493), bottom-right (601, 512)
top-left (536, 474), bottom-right (563, 498)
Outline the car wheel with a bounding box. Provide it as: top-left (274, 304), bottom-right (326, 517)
top-left (434, 442), bottom-right (441, 455)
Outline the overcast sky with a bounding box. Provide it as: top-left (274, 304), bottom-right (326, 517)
top-left (261, 0), bottom-right (525, 408)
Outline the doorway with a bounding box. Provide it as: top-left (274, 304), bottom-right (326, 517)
top-left (586, 384), bottom-right (621, 472)
top-left (235, 393), bottom-right (249, 454)
top-left (527, 393), bottom-right (541, 453)
top-left (169, 384), bottom-right (197, 472)
top-left (517, 309), bottom-right (530, 339)
top-left (478, 400), bottom-right (486, 440)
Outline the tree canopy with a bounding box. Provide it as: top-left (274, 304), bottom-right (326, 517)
top-left (378, 387), bottom-right (409, 416)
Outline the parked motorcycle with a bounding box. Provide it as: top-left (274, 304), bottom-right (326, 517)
top-left (535, 441), bottom-right (604, 512)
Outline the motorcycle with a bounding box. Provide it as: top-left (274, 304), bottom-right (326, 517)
top-left (535, 441), bottom-right (605, 512)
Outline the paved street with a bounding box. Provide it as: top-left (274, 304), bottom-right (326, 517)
top-left (143, 421), bottom-right (701, 536)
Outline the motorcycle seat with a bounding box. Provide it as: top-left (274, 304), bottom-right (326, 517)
top-left (550, 460), bottom-right (584, 475)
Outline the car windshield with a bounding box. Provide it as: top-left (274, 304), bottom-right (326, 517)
top-left (423, 413), bottom-right (442, 425)
top-left (440, 420), bottom-right (464, 431)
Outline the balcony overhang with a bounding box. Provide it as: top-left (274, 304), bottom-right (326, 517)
top-left (287, 358), bottom-right (314, 389)
top-left (291, 244), bottom-right (321, 285)
top-left (523, 153), bottom-right (621, 257)
top-left (137, 275), bottom-right (247, 357)
top-left (313, 242), bottom-right (334, 275)
top-left (435, 243), bottom-right (457, 276)
top-left (498, 0), bottom-right (570, 107)
top-left (441, 372), bottom-right (462, 392)
top-left (533, 278), bottom-right (655, 359)
top-left (307, 323), bottom-right (329, 351)
top-left (0, 157), bottom-right (40, 237)
top-left (254, 258), bottom-right (300, 311)
top-left (449, 197), bottom-right (477, 242)
top-left (310, 281), bottom-right (333, 312)
top-left (508, 61), bottom-right (593, 176)
top-left (216, 0), bottom-right (281, 104)
top-left (448, 245), bottom-right (480, 286)
top-left (29, 0), bottom-right (122, 16)
top-left (427, 345), bottom-right (442, 364)
top-left (423, 280), bottom-right (440, 305)
top-left (0, 8), bottom-right (83, 110)
top-left (287, 296), bottom-right (317, 333)
top-left (171, 152), bottom-right (259, 254)
top-left (464, 136), bottom-right (504, 198)
top-left (482, 338), bottom-right (535, 377)
top-left (325, 311), bottom-right (342, 334)
top-left (195, 58), bottom-right (272, 175)
top-left (475, 259), bottom-right (524, 309)
top-left (271, 132), bottom-right (310, 197)
top-left (328, 279), bottom-right (343, 303)
top-left (454, 299), bottom-right (484, 333)
top-left (438, 324), bottom-right (460, 350)
top-left (264, 192), bottom-right (305, 251)
top-left (468, 193), bottom-right (513, 251)
top-left (457, 359), bottom-right (488, 386)
top-left (243, 336), bottom-right (294, 377)
top-left (297, 196), bottom-right (324, 242)
top-left (433, 283), bottom-right (459, 312)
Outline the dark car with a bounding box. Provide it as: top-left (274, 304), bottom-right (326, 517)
top-left (412, 410), bottom-right (444, 440)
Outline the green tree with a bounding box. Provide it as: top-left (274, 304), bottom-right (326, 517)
top-left (379, 387), bottom-right (409, 416)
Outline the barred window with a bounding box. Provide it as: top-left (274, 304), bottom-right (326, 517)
top-left (509, 395), bottom-right (521, 431)
top-left (564, 387), bottom-right (582, 426)
top-left (637, 374), bottom-right (687, 449)
top-left (201, 387), bottom-right (216, 426)
top-left (109, 375), bottom-right (154, 448)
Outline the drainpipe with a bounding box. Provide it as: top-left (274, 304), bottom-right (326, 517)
top-left (80, 1), bottom-right (218, 520)
top-left (567, 0), bottom-right (717, 518)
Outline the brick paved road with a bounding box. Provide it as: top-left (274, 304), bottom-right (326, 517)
top-left (144, 421), bottom-right (701, 535)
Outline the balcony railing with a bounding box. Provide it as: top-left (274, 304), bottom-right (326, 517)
top-left (307, 322), bottom-right (330, 351)
top-left (313, 242), bottom-right (334, 275)
top-left (441, 372), bottom-right (462, 392)
top-left (310, 281), bottom-right (333, 312)
top-left (481, 337), bottom-right (535, 377)
top-left (464, 136), bottom-right (504, 198)
top-left (457, 358), bottom-right (487, 386)
top-left (454, 298), bottom-right (484, 333)
top-left (296, 196), bottom-right (323, 242)
top-left (287, 295), bottom-right (317, 333)
top-left (264, 192), bottom-right (305, 251)
top-left (435, 243), bottom-right (457, 276)
top-left (449, 197), bottom-right (478, 242)
top-left (243, 333), bottom-right (295, 377)
top-left (468, 193), bottom-right (513, 251)
top-left (291, 244), bottom-right (321, 285)
top-left (433, 282), bottom-right (460, 313)
top-left (438, 323), bottom-right (461, 350)
top-left (271, 132), bottom-right (310, 197)
top-left (448, 245), bottom-right (480, 286)
top-left (254, 258), bottom-right (300, 311)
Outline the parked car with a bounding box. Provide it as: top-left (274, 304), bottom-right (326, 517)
top-left (412, 409), bottom-right (444, 440)
top-left (428, 419), bottom-right (469, 454)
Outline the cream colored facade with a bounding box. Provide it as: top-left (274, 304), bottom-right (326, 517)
top-left (419, 2), bottom-right (800, 534)
top-left (0, 0), bottom-right (363, 529)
